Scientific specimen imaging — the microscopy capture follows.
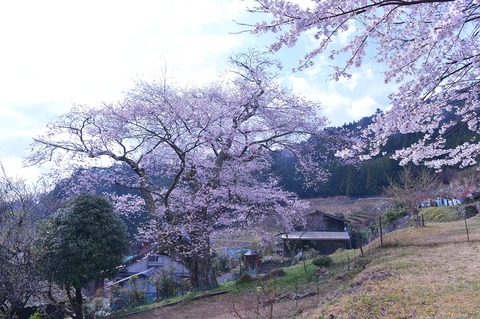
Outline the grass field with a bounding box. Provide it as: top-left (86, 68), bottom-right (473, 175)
top-left (307, 215), bottom-right (480, 319)
top-left (119, 211), bottom-right (480, 319)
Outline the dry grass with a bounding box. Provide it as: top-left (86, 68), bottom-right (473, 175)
top-left (307, 216), bottom-right (480, 319)
top-left (123, 212), bottom-right (480, 319)
top-left (379, 215), bottom-right (480, 247)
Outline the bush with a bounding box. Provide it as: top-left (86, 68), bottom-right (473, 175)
top-left (150, 268), bottom-right (179, 298)
top-left (213, 253), bottom-right (231, 273)
top-left (111, 285), bottom-right (147, 310)
top-left (84, 297), bottom-right (111, 318)
top-left (29, 312), bottom-right (42, 319)
top-left (384, 205), bottom-right (408, 224)
top-left (350, 228), bottom-right (367, 249)
top-left (463, 204), bottom-right (478, 219)
top-left (312, 255), bottom-right (333, 267)
top-left (236, 274), bottom-right (253, 285)
top-left (111, 276), bottom-right (148, 310)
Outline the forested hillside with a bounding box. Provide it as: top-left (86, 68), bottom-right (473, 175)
top-left (273, 113), bottom-right (479, 198)
top-left (52, 111), bottom-right (479, 202)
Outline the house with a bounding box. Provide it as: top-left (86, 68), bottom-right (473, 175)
top-left (107, 249), bottom-right (189, 304)
top-left (83, 279), bottom-right (105, 297)
top-left (279, 211), bottom-right (351, 257)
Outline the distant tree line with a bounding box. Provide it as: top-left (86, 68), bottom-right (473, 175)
top-left (272, 113), bottom-right (480, 198)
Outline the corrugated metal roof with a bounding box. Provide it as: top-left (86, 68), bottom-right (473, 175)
top-left (279, 231), bottom-right (350, 241)
top-left (244, 250), bottom-right (258, 256)
top-left (108, 267), bottom-right (157, 286)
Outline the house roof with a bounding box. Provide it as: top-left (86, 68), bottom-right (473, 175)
top-left (279, 231), bottom-right (350, 241)
top-left (122, 246), bottom-right (154, 266)
top-left (307, 210), bottom-right (349, 223)
top-left (244, 250), bottom-right (258, 256)
top-left (108, 267), bottom-right (157, 287)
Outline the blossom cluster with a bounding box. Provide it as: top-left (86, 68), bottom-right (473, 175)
top-left (28, 52), bottom-right (328, 259)
top-left (252, 0), bottom-right (480, 168)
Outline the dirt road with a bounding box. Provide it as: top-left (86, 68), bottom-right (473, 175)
top-left (120, 290), bottom-right (320, 319)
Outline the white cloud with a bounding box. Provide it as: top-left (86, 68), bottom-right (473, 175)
top-left (285, 62), bottom-right (391, 126)
top-left (0, 0), bottom-right (248, 105)
top-left (349, 96), bottom-right (381, 118)
top-left (0, 0), bottom-right (399, 184)
top-left (0, 0), bottom-right (251, 182)
top-left (0, 157), bottom-right (42, 182)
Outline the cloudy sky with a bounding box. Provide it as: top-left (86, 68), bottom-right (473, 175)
top-left (0, 0), bottom-right (394, 182)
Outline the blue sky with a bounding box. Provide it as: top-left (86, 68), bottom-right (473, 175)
top-left (0, 0), bottom-right (394, 182)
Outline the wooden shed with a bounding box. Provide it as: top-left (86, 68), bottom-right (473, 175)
top-left (280, 231), bottom-right (351, 257)
top-left (280, 211), bottom-right (351, 257)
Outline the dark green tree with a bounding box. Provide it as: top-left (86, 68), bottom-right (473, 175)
top-left (42, 194), bottom-right (129, 319)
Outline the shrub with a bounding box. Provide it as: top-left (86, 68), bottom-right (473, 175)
top-left (111, 285), bottom-right (147, 310)
top-left (350, 228), bottom-right (367, 249)
top-left (312, 255), bottom-right (333, 267)
top-left (29, 312), bottom-right (42, 319)
top-left (236, 274), bottom-right (253, 284)
top-left (150, 268), bottom-right (179, 298)
top-left (213, 253), bottom-right (231, 273)
top-left (463, 204), bottom-right (478, 219)
top-left (111, 276), bottom-right (148, 310)
top-left (384, 205), bottom-right (408, 224)
top-left (84, 297), bottom-right (111, 318)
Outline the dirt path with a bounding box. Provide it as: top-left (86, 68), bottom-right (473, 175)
top-left (129, 293), bottom-right (237, 319)
top-left (120, 290), bottom-right (321, 319)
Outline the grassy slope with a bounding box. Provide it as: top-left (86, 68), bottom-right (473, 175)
top-left (308, 215), bottom-right (480, 319)
top-left (119, 210), bottom-right (480, 319)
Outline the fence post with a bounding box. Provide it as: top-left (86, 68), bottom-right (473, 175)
top-left (379, 216), bottom-right (383, 247)
top-left (464, 213), bottom-right (470, 242)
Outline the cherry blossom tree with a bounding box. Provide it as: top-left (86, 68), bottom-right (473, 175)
top-left (28, 52), bottom-right (328, 290)
top-left (249, 0), bottom-right (480, 170)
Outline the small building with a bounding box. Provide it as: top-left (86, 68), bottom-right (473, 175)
top-left (114, 249), bottom-right (189, 283)
top-left (280, 211), bottom-right (351, 257)
top-left (280, 231), bottom-right (351, 257)
top-left (107, 249), bottom-right (189, 306)
top-left (243, 250), bottom-right (259, 270)
top-left (299, 211), bottom-right (348, 232)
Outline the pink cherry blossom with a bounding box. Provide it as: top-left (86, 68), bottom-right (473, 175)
top-left (28, 51), bottom-right (327, 289)
top-left (250, 0), bottom-right (480, 169)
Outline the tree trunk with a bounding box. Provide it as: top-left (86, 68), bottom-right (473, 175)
top-left (186, 236), bottom-right (218, 291)
top-left (73, 286), bottom-right (84, 319)
top-left (186, 247), bottom-right (218, 291)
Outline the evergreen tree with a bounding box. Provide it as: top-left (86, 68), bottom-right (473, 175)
top-left (41, 194), bottom-right (129, 319)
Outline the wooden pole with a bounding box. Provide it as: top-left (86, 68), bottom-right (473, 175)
top-left (379, 216), bottom-right (383, 247)
top-left (464, 213), bottom-right (470, 242)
